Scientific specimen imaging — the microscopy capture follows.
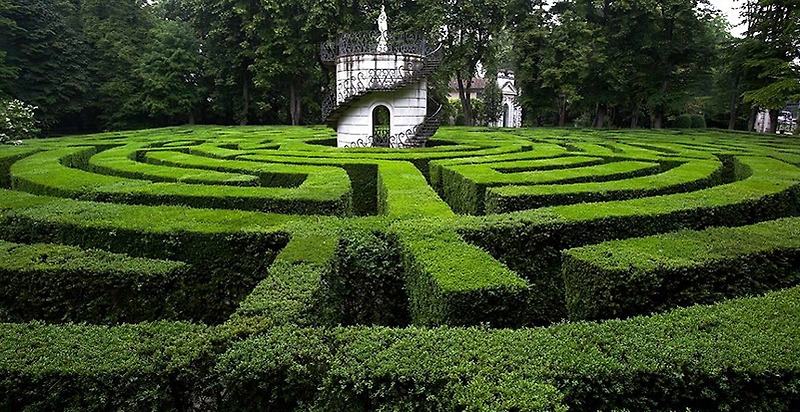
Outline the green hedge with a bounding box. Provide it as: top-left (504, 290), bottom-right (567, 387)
top-left (0, 148), bottom-right (37, 189)
top-left (393, 222), bottom-right (530, 327)
top-left (674, 114), bottom-right (693, 128)
top-left (143, 150), bottom-right (308, 188)
top-left (233, 226), bottom-right (339, 328)
top-left (485, 158), bottom-right (725, 212)
top-left (430, 148), bottom-right (556, 188)
top-left (563, 217), bottom-right (800, 320)
top-left (238, 153), bottom-right (380, 216)
top-left (216, 287), bottom-right (800, 411)
top-left (89, 144), bottom-right (260, 186)
top-left (691, 114), bottom-right (707, 128)
top-left (4, 288), bottom-right (800, 411)
top-left (0, 321), bottom-right (211, 412)
top-left (11, 147), bottom-right (353, 216)
top-left (317, 230), bottom-right (409, 326)
top-left (0, 240), bottom-right (189, 324)
top-left (377, 160), bottom-right (454, 219)
top-left (459, 156), bottom-right (800, 324)
top-left (439, 157), bottom-right (663, 214)
top-left (0, 189), bottom-right (290, 324)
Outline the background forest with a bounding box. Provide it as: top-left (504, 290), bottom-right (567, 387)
top-left (0, 0), bottom-right (797, 135)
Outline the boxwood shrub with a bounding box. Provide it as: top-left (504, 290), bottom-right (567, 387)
top-left (3, 126), bottom-right (800, 410)
top-left (563, 217), bottom-right (800, 320)
top-left (216, 287), bottom-right (800, 411)
top-left (0, 240), bottom-right (189, 324)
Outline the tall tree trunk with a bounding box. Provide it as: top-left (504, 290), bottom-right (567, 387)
top-left (630, 100), bottom-right (639, 128)
top-left (769, 109), bottom-right (779, 134)
top-left (652, 112), bottom-right (664, 129)
top-left (594, 103), bottom-right (607, 128)
top-left (747, 106), bottom-right (758, 132)
top-left (456, 71), bottom-right (473, 126)
top-left (558, 94), bottom-right (566, 127)
top-left (240, 67), bottom-right (249, 126)
top-left (651, 79), bottom-right (669, 129)
top-left (289, 82), bottom-right (301, 126)
top-left (728, 77), bottom-right (739, 130)
top-left (188, 111), bottom-right (195, 125)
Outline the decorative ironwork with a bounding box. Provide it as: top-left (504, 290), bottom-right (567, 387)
top-left (342, 101), bottom-right (444, 149)
top-left (321, 31), bottom-right (430, 62)
top-left (336, 65), bottom-right (420, 101)
top-left (321, 45), bottom-right (442, 123)
top-left (320, 40), bottom-right (337, 62)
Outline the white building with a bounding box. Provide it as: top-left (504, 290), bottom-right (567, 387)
top-left (755, 107), bottom-right (798, 135)
top-left (754, 110), bottom-right (773, 133)
top-left (321, 7), bottom-right (442, 148)
top-left (448, 69), bottom-right (523, 128)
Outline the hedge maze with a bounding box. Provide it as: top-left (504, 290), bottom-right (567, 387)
top-left (1, 126), bottom-right (800, 410)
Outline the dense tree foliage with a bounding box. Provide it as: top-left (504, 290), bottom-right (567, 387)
top-left (738, 0), bottom-right (799, 133)
top-left (0, 0), bottom-right (796, 133)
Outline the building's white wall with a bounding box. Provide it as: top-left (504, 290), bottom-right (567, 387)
top-left (755, 110), bottom-right (772, 133)
top-left (449, 71), bottom-right (522, 128)
top-left (337, 80), bottom-right (427, 147)
top-left (335, 54), bottom-right (423, 104)
top-left (335, 53), bottom-right (427, 147)
top-left (489, 94), bottom-right (522, 128)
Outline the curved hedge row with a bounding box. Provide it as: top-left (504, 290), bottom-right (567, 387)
top-left (11, 147), bottom-right (353, 216)
top-left (1, 125), bottom-right (800, 410)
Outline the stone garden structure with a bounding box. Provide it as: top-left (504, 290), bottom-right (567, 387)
top-left (321, 7), bottom-right (443, 148)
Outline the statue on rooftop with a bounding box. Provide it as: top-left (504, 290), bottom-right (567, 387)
top-left (376, 5), bottom-right (388, 53)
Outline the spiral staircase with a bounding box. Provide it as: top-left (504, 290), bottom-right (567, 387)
top-left (320, 32), bottom-right (443, 148)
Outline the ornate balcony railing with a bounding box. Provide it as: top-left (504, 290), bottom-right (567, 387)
top-left (342, 100), bottom-right (443, 149)
top-left (321, 64), bottom-right (417, 121)
top-left (321, 45), bottom-right (442, 122)
top-left (321, 31), bottom-right (430, 62)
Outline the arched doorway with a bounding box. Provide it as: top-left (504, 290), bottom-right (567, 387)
top-left (503, 103), bottom-right (510, 128)
top-left (372, 105), bottom-right (391, 147)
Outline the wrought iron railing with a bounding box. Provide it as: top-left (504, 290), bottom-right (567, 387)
top-left (321, 45), bottom-right (442, 121)
top-left (342, 101), bottom-right (443, 149)
top-left (336, 64), bottom-right (421, 101)
top-left (321, 31), bottom-right (430, 62)
top-left (321, 64), bottom-right (417, 120)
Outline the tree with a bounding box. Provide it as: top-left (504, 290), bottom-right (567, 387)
top-left (248, 0), bottom-right (340, 125)
top-left (0, 0), bottom-right (18, 95)
top-left (739, 0), bottom-right (800, 133)
top-left (80, 0), bottom-right (156, 130)
top-left (699, 16), bottom-right (745, 130)
top-left (183, 0), bottom-right (259, 125)
top-left (1, 0), bottom-right (90, 132)
top-left (537, 3), bottom-right (593, 126)
top-left (134, 20), bottom-right (205, 124)
top-left (424, 0), bottom-right (507, 126)
top-left (482, 67), bottom-right (504, 124)
top-left (638, 0), bottom-right (716, 128)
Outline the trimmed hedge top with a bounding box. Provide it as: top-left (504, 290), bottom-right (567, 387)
top-left (2, 126), bottom-right (800, 410)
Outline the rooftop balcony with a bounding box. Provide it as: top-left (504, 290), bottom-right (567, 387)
top-left (321, 31), bottom-right (431, 63)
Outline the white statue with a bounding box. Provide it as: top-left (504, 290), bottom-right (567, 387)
top-left (376, 5), bottom-right (388, 53)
